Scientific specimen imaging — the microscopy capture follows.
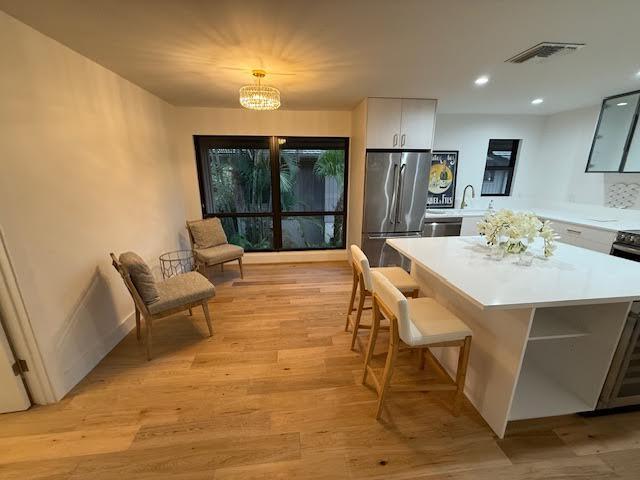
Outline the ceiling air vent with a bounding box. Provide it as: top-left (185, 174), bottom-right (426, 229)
top-left (506, 42), bottom-right (584, 64)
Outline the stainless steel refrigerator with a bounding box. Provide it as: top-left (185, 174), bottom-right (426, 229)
top-left (361, 150), bottom-right (430, 268)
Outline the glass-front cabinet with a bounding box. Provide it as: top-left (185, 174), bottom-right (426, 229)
top-left (586, 90), bottom-right (640, 173)
top-left (624, 112), bottom-right (640, 172)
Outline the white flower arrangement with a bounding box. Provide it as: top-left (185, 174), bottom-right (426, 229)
top-left (477, 209), bottom-right (557, 257)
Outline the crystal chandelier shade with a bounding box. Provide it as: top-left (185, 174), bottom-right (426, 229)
top-left (239, 70), bottom-right (281, 111)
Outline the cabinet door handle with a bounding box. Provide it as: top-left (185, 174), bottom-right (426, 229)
top-left (401, 134), bottom-right (406, 147)
top-left (566, 228), bottom-right (582, 235)
top-left (393, 134), bottom-right (398, 147)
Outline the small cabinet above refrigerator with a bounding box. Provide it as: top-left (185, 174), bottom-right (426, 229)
top-left (366, 98), bottom-right (436, 150)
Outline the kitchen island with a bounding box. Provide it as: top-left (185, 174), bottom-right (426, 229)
top-left (387, 236), bottom-right (640, 438)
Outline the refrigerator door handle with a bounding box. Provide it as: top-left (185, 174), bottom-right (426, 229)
top-left (395, 163), bottom-right (406, 224)
top-left (387, 163), bottom-right (398, 224)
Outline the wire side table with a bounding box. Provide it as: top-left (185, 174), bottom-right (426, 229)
top-left (159, 250), bottom-right (196, 279)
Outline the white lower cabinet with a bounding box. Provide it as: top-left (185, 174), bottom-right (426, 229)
top-left (460, 216), bottom-right (483, 236)
top-left (460, 216), bottom-right (616, 254)
top-left (545, 220), bottom-right (616, 254)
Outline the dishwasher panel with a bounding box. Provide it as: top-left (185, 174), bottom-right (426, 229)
top-left (422, 217), bottom-right (462, 237)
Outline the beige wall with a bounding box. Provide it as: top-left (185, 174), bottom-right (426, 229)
top-left (171, 106), bottom-right (352, 221)
top-left (347, 99), bottom-right (367, 247)
top-left (171, 106), bottom-right (352, 262)
top-left (0, 12), bottom-right (186, 399)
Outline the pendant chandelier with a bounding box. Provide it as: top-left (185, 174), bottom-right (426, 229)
top-left (239, 70), bottom-right (281, 111)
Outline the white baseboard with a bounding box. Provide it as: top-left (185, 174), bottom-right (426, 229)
top-left (58, 312), bottom-right (135, 400)
top-left (242, 249), bottom-right (348, 264)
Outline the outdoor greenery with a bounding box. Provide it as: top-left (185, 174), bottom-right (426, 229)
top-left (313, 149), bottom-right (345, 246)
top-left (207, 146), bottom-right (345, 250)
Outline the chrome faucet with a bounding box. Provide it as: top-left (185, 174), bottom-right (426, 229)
top-left (461, 184), bottom-right (475, 209)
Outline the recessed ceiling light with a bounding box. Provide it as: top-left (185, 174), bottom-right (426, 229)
top-left (531, 98), bottom-right (544, 105)
top-left (618, 102), bottom-right (628, 106)
top-left (474, 75), bottom-right (489, 86)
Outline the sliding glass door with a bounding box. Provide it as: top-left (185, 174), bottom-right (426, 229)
top-left (195, 136), bottom-right (348, 251)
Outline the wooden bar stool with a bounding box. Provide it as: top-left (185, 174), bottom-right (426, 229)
top-left (345, 245), bottom-right (419, 351)
top-left (363, 270), bottom-right (472, 419)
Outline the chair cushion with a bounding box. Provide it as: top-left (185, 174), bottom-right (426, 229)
top-left (194, 243), bottom-right (244, 265)
top-left (373, 267), bottom-right (419, 293)
top-left (148, 271), bottom-right (215, 315)
top-left (405, 297), bottom-right (472, 345)
top-left (188, 218), bottom-right (227, 249)
top-left (119, 252), bottom-right (159, 305)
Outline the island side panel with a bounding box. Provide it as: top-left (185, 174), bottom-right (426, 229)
top-left (411, 260), bottom-right (534, 438)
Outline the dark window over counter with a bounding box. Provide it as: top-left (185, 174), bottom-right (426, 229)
top-left (481, 139), bottom-right (520, 196)
top-left (194, 136), bottom-right (348, 252)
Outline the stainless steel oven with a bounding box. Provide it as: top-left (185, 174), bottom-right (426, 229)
top-left (611, 237), bottom-right (640, 262)
top-left (597, 231), bottom-right (640, 410)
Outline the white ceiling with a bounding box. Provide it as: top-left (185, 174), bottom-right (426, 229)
top-left (2, 0), bottom-right (640, 114)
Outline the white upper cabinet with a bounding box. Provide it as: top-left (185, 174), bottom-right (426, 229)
top-left (400, 99), bottom-right (436, 150)
top-left (366, 98), bottom-right (436, 150)
top-left (366, 98), bottom-right (403, 149)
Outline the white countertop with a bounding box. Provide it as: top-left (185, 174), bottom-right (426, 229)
top-left (387, 236), bottom-right (640, 310)
top-left (534, 208), bottom-right (638, 232)
top-left (424, 208), bottom-right (640, 233)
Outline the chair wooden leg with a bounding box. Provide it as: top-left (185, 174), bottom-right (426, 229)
top-left (145, 318), bottom-right (153, 361)
top-left (135, 307), bottom-right (141, 341)
top-left (453, 336), bottom-right (472, 416)
top-left (376, 323), bottom-right (399, 420)
top-left (350, 287), bottom-right (367, 351)
top-left (362, 298), bottom-right (381, 385)
top-left (345, 271), bottom-right (358, 331)
top-left (188, 307), bottom-right (193, 316)
top-left (238, 257), bottom-right (244, 279)
top-left (202, 301), bottom-right (213, 337)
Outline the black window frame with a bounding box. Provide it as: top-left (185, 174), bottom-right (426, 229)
top-left (585, 89), bottom-right (640, 173)
top-left (481, 139), bottom-right (520, 197)
top-left (194, 135), bottom-right (349, 252)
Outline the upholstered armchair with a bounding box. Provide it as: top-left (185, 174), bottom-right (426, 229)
top-left (186, 218), bottom-right (244, 278)
top-left (111, 252), bottom-right (215, 360)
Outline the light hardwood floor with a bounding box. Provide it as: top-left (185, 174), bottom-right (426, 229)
top-left (0, 262), bottom-right (639, 479)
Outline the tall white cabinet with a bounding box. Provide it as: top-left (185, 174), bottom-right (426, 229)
top-left (365, 98), bottom-right (436, 150)
top-left (348, 96), bottom-right (437, 248)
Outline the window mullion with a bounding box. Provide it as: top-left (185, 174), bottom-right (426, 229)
top-left (270, 136), bottom-right (283, 250)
